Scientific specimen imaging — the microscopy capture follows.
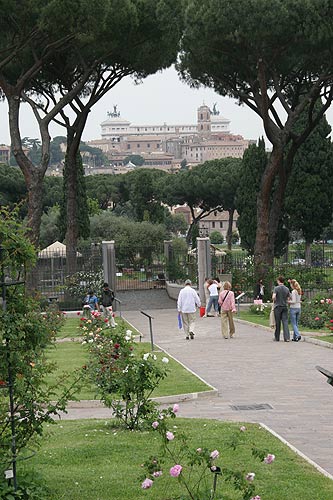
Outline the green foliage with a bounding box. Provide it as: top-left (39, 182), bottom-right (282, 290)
top-left (285, 105), bottom-right (333, 243)
top-left (123, 154), bottom-right (145, 166)
top-left (85, 174), bottom-right (121, 210)
top-left (179, 0), bottom-right (333, 270)
top-left (89, 211), bottom-right (166, 264)
top-left (0, 164), bottom-right (26, 208)
top-left (0, 472), bottom-right (49, 499)
top-left (231, 230), bottom-right (239, 244)
top-left (0, 210), bottom-right (82, 482)
top-left (42, 177), bottom-right (63, 213)
top-left (0, 206), bottom-right (36, 272)
top-left (0, 298), bottom-right (77, 471)
top-left (39, 206), bottom-right (61, 248)
top-left (141, 409), bottom-right (272, 499)
top-left (65, 269), bottom-right (104, 299)
top-left (300, 294), bottom-right (333, 329)
top-left (165, 213), bottom-right (188, 236)
top-left (210, 230), bottom-right (224, 244)
top-left (237, 139), bottom-right (267, 254)
top-left (80, 143), bottom-right (107, 167)
top-left (159, 158), bottom-right (241, 244)
top-left (82, 318), bottom-right (169, 430)
top-left (119, 169), bottom-right (169, 223)
top-left (50, 136), bottom-right (66, 166)
top-left (249, 303), bottom-right (270, 317)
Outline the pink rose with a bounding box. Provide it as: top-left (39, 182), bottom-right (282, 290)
top-left (240, 426), bottom-right (246, 432)
top-left (166, 431), bottom-right (175, 441)
top-left (250, 496), bottom-right (261, 500)
top-left (246, 472), bottom-right (255, 482)
top-left (173, 404), bottom-right (179, 413)
top-left (141, 478), bottom-right (153, 489)
top-left (320, 299), bottom-right (325, 304)
top-left (152, 421), bottom-right (159, 429)
top-left (210, 450), bottom-right (219, 460)
top-left (315, 317), bottom-right (320, 321)
top-left (153, 471), bottom-right (162, 477)
top-left (196, 448), bottom-right (202, 453)
top-left (264, 453), bottom-right (275, 464)
top-left (170, 464), bottom-right (182, 477)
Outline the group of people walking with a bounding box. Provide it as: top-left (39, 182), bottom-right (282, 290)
top-left (177, 278), bottom-right (236, 340)
top-left (177, 275), bottom-right (302, 343)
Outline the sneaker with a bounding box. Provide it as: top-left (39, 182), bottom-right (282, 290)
top-left (296, 336), bottom-right (301, 342)
top-left (189, 332), bottom-right (194, 339)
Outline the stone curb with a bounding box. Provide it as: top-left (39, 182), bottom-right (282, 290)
top-left (303, 337), bottom-right (333, 349)
top-left (260, 423), bottom-right (333, 480)
top-left (235, 318), bottom-right (330, 341)
top-left (65, 388), bottom-right (219, 409)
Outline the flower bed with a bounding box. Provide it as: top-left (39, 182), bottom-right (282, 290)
top-left (300, 293), bottom-right (333, 329)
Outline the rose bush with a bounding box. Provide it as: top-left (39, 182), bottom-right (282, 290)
top-left (300, 293), bottom-right (333, 329)
top-left (0, 207), bottom-right (81, 494)
top-left (140, 406), bottom-right (275, 500)
top-left (81, 319), bottom-right (170, 430)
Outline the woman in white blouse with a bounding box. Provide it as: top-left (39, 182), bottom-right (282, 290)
top-left (289, 279), bottom-right (302, 342)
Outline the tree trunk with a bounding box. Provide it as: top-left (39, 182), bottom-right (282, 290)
top-left (64, 140), bottom-right (79, 275)
top-left (305, 241), bottom-right (312, 265)
top-left (254, 147), bottom-right (284, 278)
top-left (7, 94), bottom-right (50, 248)
top-left (64, 112), bottom-right (90, 275)
top-left (226, 209), bottom-right (234, 251)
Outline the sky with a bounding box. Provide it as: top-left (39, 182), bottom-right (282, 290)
top-left (1, 65), bottom-right (333, 145)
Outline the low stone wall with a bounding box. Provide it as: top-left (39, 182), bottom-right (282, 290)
top-left (166, 281), bottom-right (199, 301)
top-left (166, 282), bottom-right (182, 301)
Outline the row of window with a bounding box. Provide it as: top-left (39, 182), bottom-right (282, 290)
top-left (127, 143), bottom-right (161, 149)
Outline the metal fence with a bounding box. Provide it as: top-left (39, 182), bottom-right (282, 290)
top-left (33, 243), bottom-right (169, 309)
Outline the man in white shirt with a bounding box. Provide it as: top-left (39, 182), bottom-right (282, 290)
top-left (177, 279), bottom-right (201, 340)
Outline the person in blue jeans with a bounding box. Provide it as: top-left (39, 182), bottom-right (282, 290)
top-left (289, 279), bottom-right (302, 342)
top-left (204, 279), bottom-right (219, 317)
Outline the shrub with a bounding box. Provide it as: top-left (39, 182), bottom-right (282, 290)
top-left (300, 294), bottom-right (333, 329)
top-left (140, 406), bottom-right (275, 500)
top-left (64, 269), bottom-right (104, 299)
top-left (81, 316), bottom-right (170, 430)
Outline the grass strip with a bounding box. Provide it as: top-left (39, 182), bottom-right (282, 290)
top-left (49, 318), bottom-right (210, 400)
top-left (237, 310), bottom-right (328, 333)
top-left (23, 419), bottom-right (333, 500)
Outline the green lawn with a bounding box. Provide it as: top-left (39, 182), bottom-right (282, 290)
top-left (49, 318), bottom-right (211, 400)
top-left (311, 335), bottom-right (333, 343)
top-left (237, 309), bottom-right (328, 334)
top-left (22, 419), bottom-right (333, 500)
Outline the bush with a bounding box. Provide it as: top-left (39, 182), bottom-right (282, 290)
top-left (300, 294), bottom-right (333, 329)
top-left (81, 315), bottom-right (170, 430)
top-left (249, 303), bottom-right (270, 317)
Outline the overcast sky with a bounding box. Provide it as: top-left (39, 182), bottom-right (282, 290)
top-left (1, 65), bottom-right (333, 145)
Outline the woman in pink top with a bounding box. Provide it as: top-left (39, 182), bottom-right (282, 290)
top-left (218, 281), bottom-right (236, 339)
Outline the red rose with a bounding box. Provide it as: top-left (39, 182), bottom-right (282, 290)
top-left (114, 343), bottom-right (120, 349)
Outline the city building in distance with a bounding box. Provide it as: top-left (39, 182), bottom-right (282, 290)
top-left (88, 103), bottom-right (254, 173)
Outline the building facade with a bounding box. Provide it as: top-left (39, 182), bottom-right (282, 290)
top-left (88, 103), bottom-right (252, 170)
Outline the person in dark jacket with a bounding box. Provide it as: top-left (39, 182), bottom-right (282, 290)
top-left (101, 282), bottom-right (117, 327)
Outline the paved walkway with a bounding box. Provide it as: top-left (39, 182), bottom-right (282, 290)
top-left (62, 309), bottom-right (333, 477)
